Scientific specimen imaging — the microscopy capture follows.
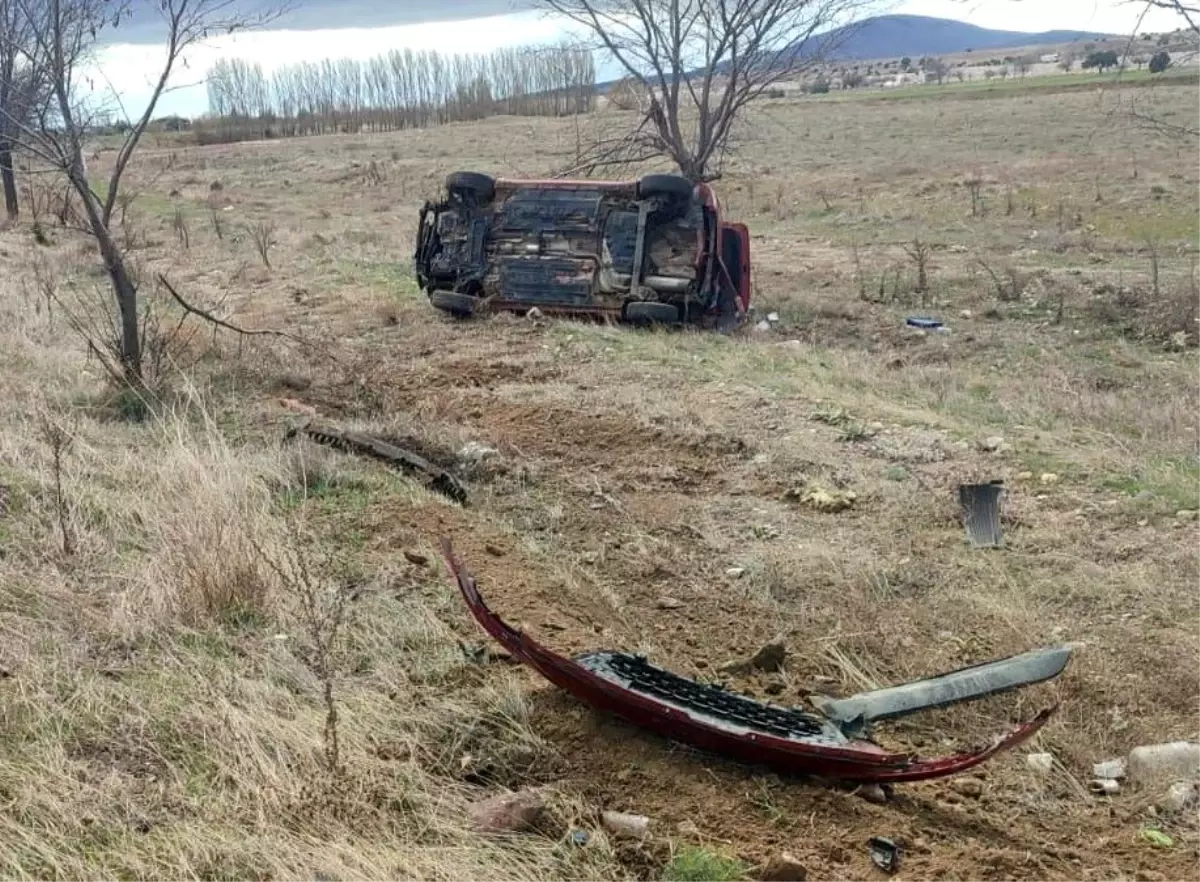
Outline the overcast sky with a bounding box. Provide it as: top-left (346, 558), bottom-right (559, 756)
top-left (88, 0), bottom-right (1189, 121)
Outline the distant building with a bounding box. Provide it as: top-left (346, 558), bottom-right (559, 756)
top-left (1039, 53), bottom-right (1060, 63)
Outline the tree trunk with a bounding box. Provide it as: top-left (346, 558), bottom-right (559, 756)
top-left (0, 141), bottom-right (17, 222)
top-left (88, 207), bottom-right (142, 381)
top-left (103, 238), bottom-right (143, 381)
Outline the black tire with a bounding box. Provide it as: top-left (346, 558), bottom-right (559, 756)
top-left (637, 173), bottom-right (694, 201)
top-left (445, 171), bottom-right (495, 201)
top-left (430, 291), bottom-right (478, 318)
top-left (624, 300), bottom-right (680, 325)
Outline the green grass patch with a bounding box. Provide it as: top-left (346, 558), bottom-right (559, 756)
top-left (278, 474), bottom-right (374, 512)
top-left (333, 258), bottom-right (417, 293)
top-left (662, 847), bottom-right (748, 882)
top-left (1100, 456), bottom-right (1200, 511)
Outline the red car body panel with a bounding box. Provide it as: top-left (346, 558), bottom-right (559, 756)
top-left (440, 539), bottom-right (1054, 784)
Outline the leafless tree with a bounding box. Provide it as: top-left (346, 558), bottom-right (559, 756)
top-left (0, 0), bottom-right (282, 383)
top-left (0, 0), bottom-right (52, 223)
top-left (201, 42), bottom-right (596, 144)
top-left (539, 0), bottom-right (873, 181)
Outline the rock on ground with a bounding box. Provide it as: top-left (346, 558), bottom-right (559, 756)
top-left (1128, 741), bottom-right (1200, 785)
top-left (759, 853), bottom-right (808, 881)
top-left (467, 787), bottom-right (546, 833)
top-left (600, 810), bottom-right (649, 840)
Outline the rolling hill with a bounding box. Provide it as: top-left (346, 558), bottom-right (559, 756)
top-left (814, 13), bottom-right (1120, 61)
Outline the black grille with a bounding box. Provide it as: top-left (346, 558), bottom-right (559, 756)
top-left (579, 651), bottom-right (832, 740)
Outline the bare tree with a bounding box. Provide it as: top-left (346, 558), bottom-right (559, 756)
top-left (0, 0), bottom-right (50, 223)
top-left (540, 0), bottom-right (872, 181)
top-left (0, 0), bottom-right (282, 383)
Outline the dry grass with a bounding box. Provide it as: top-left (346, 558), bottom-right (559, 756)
top-left (0, 74), bottom-right (1195, 880)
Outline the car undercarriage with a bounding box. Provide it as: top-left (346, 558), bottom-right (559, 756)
top-left (414, 172), bottom-right (750, 329)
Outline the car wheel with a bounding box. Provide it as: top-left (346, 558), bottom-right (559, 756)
top-left (637, 173), bottom-right (694, 201)
top-left (624, 301), bottom-right (680, 325)
top-left (430, 291), bottom-right (478, 317)
top-left (445, 171), bottom-right (496, 202)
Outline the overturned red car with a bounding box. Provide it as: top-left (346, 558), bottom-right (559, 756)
top-left (414, 171), bottom-right (751, 330)
top-left (441, 539), bottom-right (1072, 784)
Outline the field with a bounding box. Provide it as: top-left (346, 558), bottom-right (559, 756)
top-left (0, 75), bottom-right (1197, 881)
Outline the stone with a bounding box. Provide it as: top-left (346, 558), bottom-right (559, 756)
top-left (767, 312), bottom-right (780, 323)
top-left (800, 487), bottom-right (856, 513)
top-left (951, 777), bottom-right (984, 799)
top-left (467, 787), bottom-right (546, 833)
top-left (1093, 758), bottom-right (1127, 780)
top-left (1128, 741), bottom-right (1200, 785)
top-left (979, 435), bottom-right (1005, 452)
top-left (759, 853), bottom-right (808, 881)
top-left (403, 551), bottom-right (429, 567)
top-left (1027, 752), bottom-right (1055, 773)
top-left (754, 320), bottom-right (772, 333)
top-left (1039, 472), bottom-right (1060, 485)
top-left (526, 306), bottom-right (544, 320)
top-left (857, 783), bottom-right (889, 804)
top-left (721, 642), bottom-right (787, 675)
top-left (656, 596), bottom-right (684, 610)
top-left (959, 309), bottom-right (973, 318)
top-left (459, 441), bottom-right (500, 464)
top-left (1016, 471), bottom-right (1034, 481)
top-left (725, 566), bottom-right (747, 578)
top-left (600, 810), bottom-right (649, 840)
top-left (774, 339), bottom-right (804, 351)
top-left (1160, 780), bottom-right (1199, 812)
top-left (1176, 510), bottom-right (1199, 521)
top-left (676, 820), bottom-right (701, 837)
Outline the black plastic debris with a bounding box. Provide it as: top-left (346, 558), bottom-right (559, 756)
top-left (905, 316), bottom-right (944, 330)
top-left (959, 480), bottom-right (1005, 548)
top-left (868, 837), bottom-right (900, 874)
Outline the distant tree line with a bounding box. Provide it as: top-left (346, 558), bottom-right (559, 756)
top-left (200, 42), bottom-right (596, 144)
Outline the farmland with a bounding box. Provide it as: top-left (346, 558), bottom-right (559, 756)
top-left (0, 73), bottom-right (1196, 880)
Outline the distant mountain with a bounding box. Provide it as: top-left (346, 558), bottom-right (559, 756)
top-left (805, 14), bottom-right (1120, 62)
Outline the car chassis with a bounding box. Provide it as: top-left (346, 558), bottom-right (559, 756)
top-left (414, 171), bottom-right (751, 329)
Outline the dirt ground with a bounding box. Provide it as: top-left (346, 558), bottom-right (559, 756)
top-left (0, 76), bottom-right (1197, 881)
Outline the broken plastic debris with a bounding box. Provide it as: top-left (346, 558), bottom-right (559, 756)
top-left (868, 837), bottom-right (899, 874)
top-left (959, 481), bottom-right (1005, 549)
top-left (1089, 778), bottom-right (1120, 795)
top-left (1140, 828), bottom-right (1174, 848)
top-left (1027, 753), bottom-right (1056, 772)
top-left (905, 316), bottom-right (949, 333)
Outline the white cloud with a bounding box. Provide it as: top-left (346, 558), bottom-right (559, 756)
top-left (85, 9), bottom-right (574, 120)
top-left (84, 1), bottom-right (1189, 121)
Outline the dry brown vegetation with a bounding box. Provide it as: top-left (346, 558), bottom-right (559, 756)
top-left (0, 76), bottom-right (1196, 880)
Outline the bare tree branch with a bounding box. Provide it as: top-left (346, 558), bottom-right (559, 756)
top-left (157, 273), bottom-right (305, 343)
top-left (0, 0), bottom-right (287, 383)
top-left (540, 0), bottom-right (875, 180)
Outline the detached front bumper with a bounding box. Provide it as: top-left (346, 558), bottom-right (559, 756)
top-left (440, 539), bottom-right (1069, 784)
